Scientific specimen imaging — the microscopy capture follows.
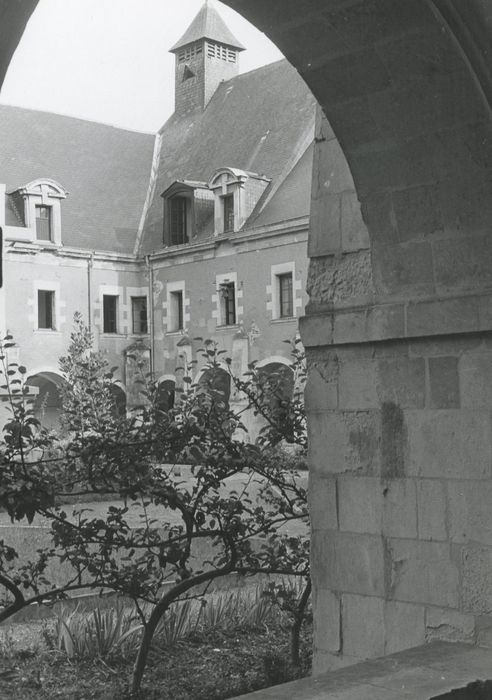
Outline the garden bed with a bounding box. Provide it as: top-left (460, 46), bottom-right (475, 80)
top-left (0, 592), bottom-right (312, 699)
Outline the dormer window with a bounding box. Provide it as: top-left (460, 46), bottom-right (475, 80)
top-left (169, 196), bottom-right (188, 245)
top-left (8, 178), bottom-right (67, 246)
top-left (209, 168), bottom-right (270, 236)
top-left (162, 180), bottom-right (214, 247)
top-left (35, 205), bottom-right (52, 241)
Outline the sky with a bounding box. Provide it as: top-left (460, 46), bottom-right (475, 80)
top-left (0, 0), bottom-right (283, 134)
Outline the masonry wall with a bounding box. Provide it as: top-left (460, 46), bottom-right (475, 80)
top-left (302, 98), bottom-right (492, 672)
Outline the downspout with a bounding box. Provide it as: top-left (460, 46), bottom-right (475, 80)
top-left (87, 252), bottom-right (94, 332)
top-left (146, 255), bottom-right (155, 378)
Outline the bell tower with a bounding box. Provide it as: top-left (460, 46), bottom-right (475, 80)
top-left (170, 1), bottom-right (245, 116)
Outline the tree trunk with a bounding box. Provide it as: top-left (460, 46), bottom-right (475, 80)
top-left (290, 576), bottom-right (311, 667)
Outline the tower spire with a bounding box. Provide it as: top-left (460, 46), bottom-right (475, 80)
top-left (169, 1), bottom-right (245, 116)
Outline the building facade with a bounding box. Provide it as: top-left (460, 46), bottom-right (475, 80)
top-left (0, 1), bottom-right (321, 434)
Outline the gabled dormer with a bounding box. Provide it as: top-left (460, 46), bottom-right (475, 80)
top-left (161, 180), bottom-right (215, 246)
top-left (8, 178), bottom-right (68, 245)
top-left (169, 1), bottom-right (245, 115)
top-left (208, 168), bottom-right (270, 235)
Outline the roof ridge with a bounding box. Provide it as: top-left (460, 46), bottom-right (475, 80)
top-left (0, 102), bottom-right (154, 136)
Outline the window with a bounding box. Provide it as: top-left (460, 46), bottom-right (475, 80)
top-left (169, 196), bottom-right (188, 245)
top-left (38, 290), bottom-right (55, 329)
top-left (222, 194), bottom-right (234, 232)
top-left (169, 290), bottom-right (184, 332)
top-left (103, 295), bottom-right (118, 334)
top-left (219, 282), bottom-right (236, 326)
top-left (35, 205), bottom-right (52, 241)
top-left (131, 297), bottom-right (148, 334)
top-left (278, 272), bottom-right (294, 318)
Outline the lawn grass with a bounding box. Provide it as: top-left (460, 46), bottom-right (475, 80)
top-left (0, 607), bottom-right (312, 699)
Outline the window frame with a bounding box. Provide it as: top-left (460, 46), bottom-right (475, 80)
top-left (278, 272), bottom-right (294, 319)
top-left (219, 281), bottom-right (236, 326)
top-left (167, 195), bottom-right (190, 246)
top-left (102, 294), bottom-right (119, 334)
top-left (35, 204), bottom-right (53, 241)
top-left (131, 296), bottom-right (148, 335)
top-left (169, 289), bottom-right (184, 332)
top-left (269, 262), bottom-right (297, 321)
top-left (222, 194), bottom-right (235, 233)
top-left (37, 289), bottom-right (56, 330)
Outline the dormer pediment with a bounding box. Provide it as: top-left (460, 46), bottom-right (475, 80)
top-left (11, 178), bottom-right (68, 200)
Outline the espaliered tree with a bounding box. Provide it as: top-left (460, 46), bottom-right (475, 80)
top-left (0, 315), bottom-right (309, 694)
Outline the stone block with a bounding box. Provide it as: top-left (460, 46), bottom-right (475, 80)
top-left (350, 136), bottom-right (437, 196)
top-left (382, 479), bottom-right (417, 539)
top-left (333, 310), bottom-right (367, 346)
top-left (377, 357), bottom-right (426, 409)
top-left (406, 297), bottom-right (480, 337)
top-left (342, 593), bottom-right (385, 657)
top-left (462, 545), bottom-right (492, 614)
top-left (459, 352), bottom-right (492, 409)
top-left (360, 191), bottom-right (398, 245)
top-left (311, 530), bottom-right (385, 597)
top-left (438, 174), bottom-right (492, 240)
top-left (385, 601), bottom-right (425, 654)
top-left (373, 241), bottom-right (435, 298)
top-left (382, 28), bottom-right (464, 82)
top-left (338, 359), bottom-right (378, 409)
top-left (313, 587), bottom-right (341, 654)
top-left (340, 191), bottom-right (370, 252)
top-left (381, 402), bottom-right (405, 479)
top-left (309, 46), bottom-right (391, 105)
top-left (447, 482), bottom-right (492, 545)
top-left (304, 367), bottom-right (338, 412)
top-left (366, 304), bottom-right (405, 343)
top-left (306, 252), bottom-right (375, 308)
top-left (433, 236), bottom-right (492, 294)
top-left (393, 184), bottom-right (443, 242)
top-left (405, 410), bottom-right (492, 480)
top-left (328, 96), bottom-right (382, 148)
top-left (369, 70), bottom-right (488, 140)
top-left (425, 607), bottom-right (475, 643)
top-left (387, 539), bottom-right (460, 607)
top-left (338, 477), bottom-right (383, 534)
top-left (309, 192), bottom-right (341, 256)
top-left (478, 293), bottom-right (492, 331)
top-left (417, 480), bottom-right (447, 541)
top-left (428, 357), bottom-right (460, 408)
top-left (309, 475), bottom-right (338, 531)
top-left (308, 410), bottom-right (380, 476)
top-left (300, 313), bottom-right (334, 347)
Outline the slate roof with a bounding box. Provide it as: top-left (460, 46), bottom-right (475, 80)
top-left (170, 1), bottom-right (245, 52)
top-left (0, 105), bottom-right (155, 253)
top-left (139, 59), bottom-right (316, 254)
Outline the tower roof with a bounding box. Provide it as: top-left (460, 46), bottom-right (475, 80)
top-left (170, 1), bottom-right (245, 53)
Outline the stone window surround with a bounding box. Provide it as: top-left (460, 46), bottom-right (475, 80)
top-left (28, 279), bottom-right (66, 332)
top-left (212, 271), bottom-right (243, 328)
top-left (163, 280), bottom-right (190, 334)
top-left (267, 261), bottom-right (302, 321)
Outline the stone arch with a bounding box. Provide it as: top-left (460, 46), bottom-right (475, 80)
top-left (155, 374), bottom-right (176, 412)
top-left (196, 366), bottom-right (231, 408)
top-left (6, 0), bottom-right (492, 677)
top-left (26, 370), bottom-right (67, 430)
top-left (109, 381), bottom-right (127, 418)
top-left (224, 0), bottom-right (492, 675)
